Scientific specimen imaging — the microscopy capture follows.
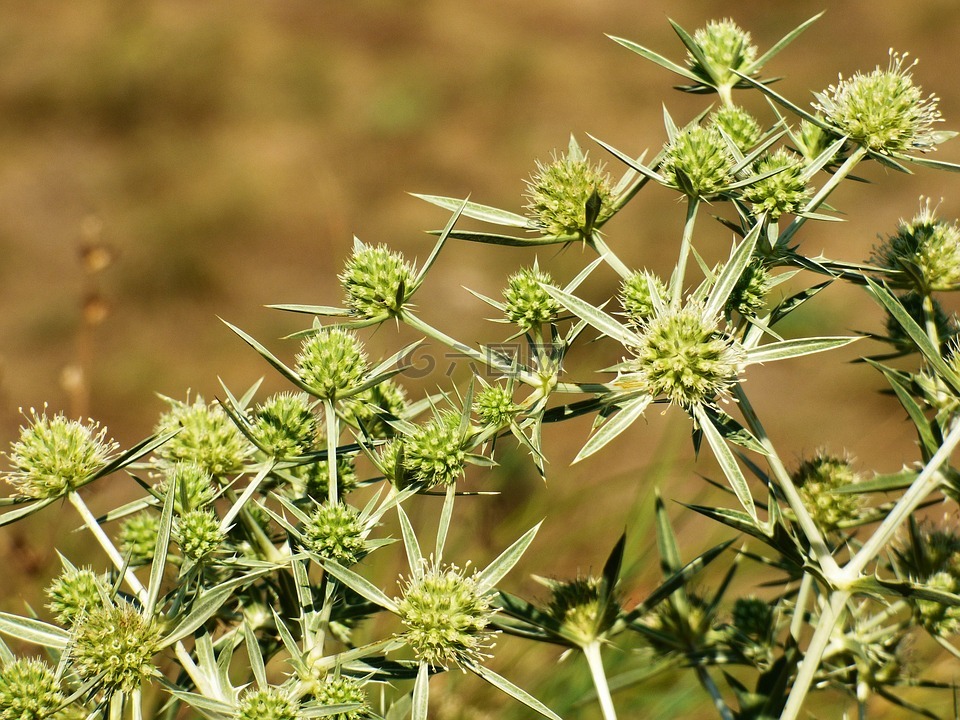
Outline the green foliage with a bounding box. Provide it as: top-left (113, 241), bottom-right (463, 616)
top-left (4, 12), bottom-right (960, 720)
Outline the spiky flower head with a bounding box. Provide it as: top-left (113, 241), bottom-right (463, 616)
top-left (340, 379), bottom-right (408, 439)
top-left (253, 392), bottom-right (318, 458)
top-left (236, 687), bottom-right (302, 720)
top-left (732, 596), bottom-right (774, 639)
top-left (741, 148), bottom-right (810, 220)
top-left (688, 19), bottom-right (758, 89)
top-left (45, 566), bottom-right (106, 627)
top-left (401, 411), bottom-right (467, 488)
top-left (303, 503), bottom-right (366, 565)
top-left (287, 454), bottom-right (358, 501)
top-left (795, 119), bottom-right (841, 164)
top-left (118, 511), bottom-right (161, 565)
top-left (312, 675), bottom-right (368, 720)
top-left (157, 461), bottom-right (217, 514)
top-left (874, 199), bottom-right (960, 292)
top-left (174, 508), bottom-right (225, 562)
top-left (524, 143), bottom-right (614, 237)
top-left (396, 560), bottom-right (497, 669)
top-left (473, 385), bottom-right (519, 428)
top-left (340, 241), bottom-right (416, 319)
top-left (621, 304), bottom-right (744, 408)
top-left (155, 395), bottom-right (251, 477)
top-left (4, 407), bottom-right (117, 499)
top-left (883, 292), bottom-right (957, 354)
top-left (813, 50), bottom-right (942, 155)
top-left (502, 266), bottom-right (563, 331)
top-left (296, 327), bottom-right (368, 400)
top-left (710, 105), bottom-right (761, 151)
top-left (0, 658), bottom-right (64, 720)
top-left (915, 571), bottom-right (960, 636)
top-left (70, 600), bottom-right (162, 693)
top-left (543, 575), bottom-right (620, 647)
top-left (660, 125), bottom-right (736, 198)
top-left (620, 271), bottom-right (666, 325)
top-left (726, 261), bottom-right (772, 317)
top-left (792, 454), bottom-right (863, 533)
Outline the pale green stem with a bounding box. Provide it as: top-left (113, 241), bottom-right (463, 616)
top-left (589, 234), bottom-right (632, 279)
top-left (839, 417), bottom-right (960, 584)
top-left (780, 589), bottom-right (850, 720)
top-left (779, 145), bottom-right (868, 247)
top-left (732, 386), bottom-right (841, 580)
top-left (220, 461), bottom-right (274, 531)
top-left (325, 399), bottom-right (339, 505)
top-left (790, 572), bottom-right (813, 643)
top-left (717, 84), bottom-right (734, 108)
top-left (695, 665), bottom-right (735, 720)
top-left (669, 196), bottom-right (701, 307)
top-left (922, 292), bottom-right (942, 349)
top-left (68, 490), bottom-right (147, 603)
top-left (583, 642), bottom-right (618, 720)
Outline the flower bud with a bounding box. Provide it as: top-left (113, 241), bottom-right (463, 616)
top-left (296, 328), bottom-right (368, 400)
top-left (340, 241), bottom-right (415, 319)
top-left (502, 266), bottom-right (563, 331)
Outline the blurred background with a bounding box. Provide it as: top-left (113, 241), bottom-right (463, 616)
top-left (2, 1), bottom-right (960, 717)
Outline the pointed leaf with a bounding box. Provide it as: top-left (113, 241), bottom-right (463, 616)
top-left (321, 559), bottom-right (400, 614)
top-left (0, 612), bottom-right (69, 649)
top-left (397, 505), bottom-right (424, 582)
top-left (469, 663), bottom-right (563, 720)
top-left (412, 662), bottom-right (430, 720)
top-left (542, 286), bottom-right (637, 347)
top-left (411, 194), bottom-right (530, 227)
top-left (745, 336), bottom-right (859, 365)
top-left (607, 35), bottom-right (702, 85)
top-left (573, 395), bottom-right (652, 463)
top-left (693, 405), bottom-right (758, 522)
top-left (477, 523), bottom-right (541, 593)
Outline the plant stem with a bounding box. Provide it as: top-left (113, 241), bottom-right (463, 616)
top-left (780, 589), bottom-right (849, 720)
top-left (790, 572), bottom-right (813, 643)
top-left (583, 642), bottom-right (618, 720)
top-left (325, 399), bottom-right (339, 504)
top-left (669, 196), bottom-right (701, 306)
top-left (695, 665), bottom-right (735, 720)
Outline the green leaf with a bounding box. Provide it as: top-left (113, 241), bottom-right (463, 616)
top-left (221, 318), bottom-right (314, 393)
top-left (265, 303), bottom-right (353, 317)
top-left (607, 35), bottom-right (702, 85)
top-left (397, 505), bottom-right (424, 582)
top-left (750, 12), bottom-right (823, 72)
top-left (145, 475), bottom-right (176, 616)
top-left (469, 662), bottom-right (563, 720)
top-left (412, 661), bottom-right (430, 720)
top-left (692, 405), bottom-right (758, 522)
top-left (542, 285), bottom-right (638, 347)
top-left (745, 336), bottom-right (859, 364)
top-left (0, 612), bottom-right (69, 649)
top-left (476, 523), bottom-right (541, 593)
top-left (703, 220), bottom-right (762, 319)
top-left (0, 498), bottom-right (57, 528)
top-left (438, 230), bottom-right (570, 246)
top-left (321, 559), bottom-right (400, 614)
top-left (573, 394), bottom-right (652, 463)
top-left (411, 193), bottom-right (530, 228)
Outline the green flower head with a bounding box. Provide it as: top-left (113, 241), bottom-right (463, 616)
top-left (71, 600), bottom-right (162, 694)
top-left (302, 502), bottom-right (367, 565)
top-left (915, 571), bottom-right (960, 637)
top-left (174, 508), bottom-right (226, 562)
top-left (661, 125), bottom-right (736, 198)
top-left (253, 392), bottom-right (318, 458)
top-left (814, 50), bottom-right (942, 155)
top-left (157, 461), bottom-right (217, 514)
top-left (620, 304), bottom-right (744, 408)
top-left (401, 411), bottom-right (467, 488)
top-left (0, 658), bottom-right (64, 720)
top-left (874, 199), bottom-right (960, 292)
top-left (732, 596), bottom-right (774, 639)
top-left (688, 19), bottom-right (758, 89)
top-left (741, 148), bottom-right (810, 220)
top-left (287, 454), bottom-right (358, 501)
top-left (397, 560), bottom-right (497, 669)
top-left (472, 384), bottom-right (519, 428)
top-left (236, 687), bottom-right (301, 720)
top-left (155, 395), bottom-right (251, 477)
top-left (502, 265), bottom-right (563, 331)
top-left (340, 379), bottom-right (408, 439)
top-left (725, 260), bottom-right (772, 317)
top-left (883, 293), bottom-right (958, 354)
top-left (619, 271), bottom-right (666, 325)
top-left (543, 575), bottom-right (620, 647)
top-left (296, 327), bottom-right (368, 400)
top-left (4, 407), bottom-right (117, 500)
top-left (340, 240), bottom-right (416, 319)
top-left (792, 454), bottom-right (863, 534)
top-left (524, 141), bottom-right (614, 237)
top-left (312, 675), bottom-right (368, 720)
top-left (119, 511), bottom-right (161, 565)
top-left (45, 565), bottom-right (106, 627)
top-left (710, 105), bottom-right (761, 151)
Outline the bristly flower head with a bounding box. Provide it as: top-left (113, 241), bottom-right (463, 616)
top-left (45, 565), bottom-right (106, 627)
top-left (725, 260), bottom-right (772, 317)
top-left (340, 240), bottom-right (416, 319)
top-left (874, 198), bottom-right (960, 292)
top-left (741, 148), bottom-right (810, 220)
top-left (296, 327), bottom-right (368, 400)
top-left (813, 50), bottom-right (943, 155)
top-left (70, 600), bottom-right (162, 694)
top-left (620, 303), bottom-right (745, 408)
top-left (542, 575), bottom-right (620, 647)
top-left (473, 384), bottom-right (519, 428)
top-left (710, 105), bottom-right (761, 151)
top-left (119, 511), bottom-right (161, 565)
top-left (253, 392), bottom-right (318, 458)
top-left (302, 502), bottom-right (367, 565)
top-left (235, 687), bottom-right (302, 720)
top-left (620, 271), bottom-right (667, 325)
top-left (157, 461), bottom-right (217, 513)
top-left (688, 19), bottom-right (758, 91)
top-left (155, 395), bottom-right (251, 477)
top-left (4, 407), bottom-right (118, 499)
top-left (524, 138), bottom-right (614, 237)
top-left (173, 508), bottom-right (226, 562)
top-left (340, 379), bottom-right (408, 439)
top-left (792, 454), bottom-right (863, 534)
top-left (0, 657), bottom-right (65, 720)
top-left (312, 675), bottom-right (368, 720)
top-left (660, 124), bottom-right (736, 199)
top-left (732, 596), bottom-right (774, 640)
top-left (401, 410), bottom-right (467, 488)
top-left (396, 560), bottom-right (497, 669)
top-left (502, 265), bottom-right (563, 331)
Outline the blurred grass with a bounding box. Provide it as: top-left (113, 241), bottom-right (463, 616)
top-left (2, 1), bottom-right (960, 717)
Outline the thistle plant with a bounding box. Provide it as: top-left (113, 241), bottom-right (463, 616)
top-left (5, 12), bottom-right (960, 720)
